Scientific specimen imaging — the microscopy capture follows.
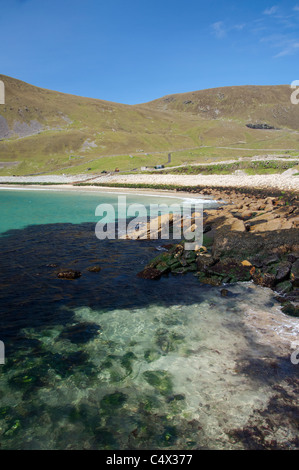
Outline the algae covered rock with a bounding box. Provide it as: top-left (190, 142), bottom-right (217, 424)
top-left (59, 322), bottom-right (101, 344)
top-left (137, 267), bottom-right (162, 280)
top-left (281, 303), bottom-right (299, 318)
top-left (275, 262), bottom-right (292, 283)
top-left (252, 271), bottom-right (276, 288)
top-left (275, 280), bottom-right (293, 295)
top-left (207, 259), bottom-right (252, 283)
top-left (144, 349), bottom-right (161, 363)
top-left (87, 265), bottom-right (101, 273)
top-left (196, 254), bottom-right (217, 271)
top-left (120, 351), bottom-right (137, 373)
top-left (143, 370), bottom-right (173, 396)
top-left (100, 392), bottom-right (127, 413)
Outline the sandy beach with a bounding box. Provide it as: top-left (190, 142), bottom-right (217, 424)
top-left (0, 171), bottom-right (298, 192)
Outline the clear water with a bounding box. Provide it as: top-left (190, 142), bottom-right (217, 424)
top-left (0, 189), bottom-right (298, 450)
top-left (0, 188), bottom-right (207, 234)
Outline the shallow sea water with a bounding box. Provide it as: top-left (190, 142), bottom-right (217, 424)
top-left (0, 190), bottom-right (298, 450)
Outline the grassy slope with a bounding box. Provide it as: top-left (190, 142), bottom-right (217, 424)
top-left (144, 85), bottom-right (299, 129)
top-left (0, 76), bottom-right (298, 175)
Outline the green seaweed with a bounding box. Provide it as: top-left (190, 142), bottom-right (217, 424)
top-left (120, 351), bottom-right (137, 374)
top-left (143, 370), bottom-right (173, 396)
top-left (281, 303), bottom-right (299, 317)
top-left (100, 392), bottom-right (127, 413)
top-left (160, 425), bottom-right (178, 446)
top-left (144, 349), bottom-right (161, 363)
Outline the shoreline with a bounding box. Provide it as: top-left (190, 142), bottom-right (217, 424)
top-left (136, 188), bottom-right (299, 319)
top-left (0, 184), bottom-right (218, 205)
top-left (0, 170), bottom-right (298, 194)
top-left (1, 178), bottom-right (298, 449)
top-left (1, 180), bottom-right (298, 317)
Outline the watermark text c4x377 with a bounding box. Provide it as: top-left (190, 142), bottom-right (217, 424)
top-left (0, 80), bottom-right (5, 105)
top-left (290, 80), bottom-right (299, 104)
top-left (0, 341), bottom-right (5, 365)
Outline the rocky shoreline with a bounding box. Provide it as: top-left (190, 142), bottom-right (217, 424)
top-left (137, 188), bottom-right (299, 317)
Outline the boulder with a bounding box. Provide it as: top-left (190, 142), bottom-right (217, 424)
top-left (203, 225), bottom-right (212, 233)
top-left (241, 260), bottom-right (252, 267)
top-left (207, 259), bottom-right (252, 282)
top-left (57, 270), bottom-right (81, 280)
top-left (264, 254), bottom-right (280, 266)
top-left (275, 280), bottom-right (293, 295)
top-left (281, 303), bottom-right (299, 318)
top-left (196, 254), bottom-right (217, 271)
top-left (220, 289), bottom-right (230, 297)
top-left (285, 290), bottom-right (299, 302)
top-left (252, 272), bottom-right (276, 288)
top-left (87, 265), bottom-right (101, 273)
top-left (288, 253), bottom-right (299, 263)
top-left (275, 262), bottom-right (292, 283)
top-left (231, 219), bottom-right (246, 232)
top-left (137, 268), bottom-right (162, 280)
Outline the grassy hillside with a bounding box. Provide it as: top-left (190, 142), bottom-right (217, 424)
top-left (145, 85), bottom-right (299, 129)
top-left (0, 76), bottom-right (298, 175)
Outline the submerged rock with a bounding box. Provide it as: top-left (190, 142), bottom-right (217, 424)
top-left (59, 322), bottom-right (101, 344)
top-left (221, 289), bottom-right (230, 297)
top-left (144, 349), bottom-right (161, 363)
top-left (8, 370), bottom-right (45, 392)
top-left (281, 303), bottom-right (299, 318)
top-left (137, 268), bottom-right (162, 280)
top-left (120, 351), bottom-right (137, 373)
top-left (100, 392), bottom-right (127, 413)
top-left (166, 394), bottom-right (186, 403)
top-left (87, 265), bottom-right (101, 273)
top-left (57, 270), bottom-right (81, 280)
top-left (160, 426), bottom-right (178, 446)
top-left (143, 370), bottom-right (173, 396)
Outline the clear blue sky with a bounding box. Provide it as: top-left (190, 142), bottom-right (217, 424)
top-left (1, 0), bottom-right (299, 104)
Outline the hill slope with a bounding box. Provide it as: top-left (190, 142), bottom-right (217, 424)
top-left (145, 85), bottom-right (299, 130)
top-left (0, 76), bottom-right (298, 175)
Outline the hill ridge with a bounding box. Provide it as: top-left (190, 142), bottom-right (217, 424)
top-left (0, 75), bottom-right (298, 176)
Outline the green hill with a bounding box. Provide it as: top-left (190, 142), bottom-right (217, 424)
top-left (0, 76), bottom-right (298, 175)
top-left (145, 85), bottom-right (299, 129)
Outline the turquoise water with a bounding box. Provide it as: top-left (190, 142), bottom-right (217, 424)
top-left (0, 189), bottom-right (298, 450)
top-left (0, 189), bottom-right (200, 234)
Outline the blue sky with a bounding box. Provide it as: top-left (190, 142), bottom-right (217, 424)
top-left (0, 0), bottom-right (299, 104)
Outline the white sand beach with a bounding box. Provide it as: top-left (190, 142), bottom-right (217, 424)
top-left (0, 171), bottom-right (298, 192)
